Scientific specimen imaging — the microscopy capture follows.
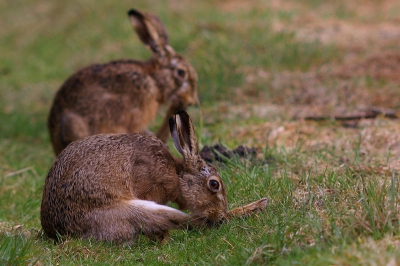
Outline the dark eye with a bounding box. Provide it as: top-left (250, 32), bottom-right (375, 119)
top-left (177, 69), bottom-right (186, 78)
top-left (209, 179), bottom-right (220, 191)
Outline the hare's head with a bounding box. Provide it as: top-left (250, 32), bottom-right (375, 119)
top-left (169, 111), bottom-right (228, 227)
top-left (128, 9), bottom-right (198, 108)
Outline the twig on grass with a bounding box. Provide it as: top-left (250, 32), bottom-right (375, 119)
top-left (5, 166), bottom-right (39, 178)
top-left (295, 107), bottom-right (399, 121)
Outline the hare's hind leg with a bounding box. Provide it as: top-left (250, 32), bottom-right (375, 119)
top-left (84, 200), bottom-right (190, 243)
top-left (59, 111), bottom-right (89, 148)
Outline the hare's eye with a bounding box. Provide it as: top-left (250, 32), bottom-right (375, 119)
top-left (177, 69), bottom-right (186, 78)
top-left (209, 179), bottom-right (220, 191)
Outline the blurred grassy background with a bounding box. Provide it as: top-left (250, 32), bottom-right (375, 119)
top-left (1, 0), bottom-right (400, 264)
top-left (0, 0), bottom-right (339, 172)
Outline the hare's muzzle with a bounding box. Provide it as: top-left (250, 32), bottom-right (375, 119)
top-left (176, 94), bottom-right (196, 108)
top-left (205, 219), bottom-right (224, 228)
top-left (190, 210), bottom-right (227, 228)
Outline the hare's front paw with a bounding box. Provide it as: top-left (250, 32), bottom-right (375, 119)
top-left (227, 198), bottom-right (268, 219)
top-left (250, 198), bottom-right (268, 213)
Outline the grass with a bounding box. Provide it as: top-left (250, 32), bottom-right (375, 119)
top-left (1, 0), bottom-right (400, 264)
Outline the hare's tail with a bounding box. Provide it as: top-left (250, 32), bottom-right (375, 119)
top-left (83, 199), bottom-right (189, 243)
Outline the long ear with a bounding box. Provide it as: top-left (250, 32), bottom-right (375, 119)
top-left (169, 110), bottom-right (199, 159)
top-left (128, 9), bottom-right (170, 54)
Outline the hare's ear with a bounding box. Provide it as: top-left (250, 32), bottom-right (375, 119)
top-left (128, 9), bottom-right (170, 54)
top-left (169, 110), bottom-right (198, 158)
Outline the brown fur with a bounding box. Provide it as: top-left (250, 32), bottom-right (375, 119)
top-left (48, 9), bottom-right (198, 155)
top-left (41, 111), bottom-right (229, 244)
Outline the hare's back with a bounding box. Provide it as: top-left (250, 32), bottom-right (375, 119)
top-left (54, 60), bottom-right (154, 108)
top-left (45, 133), bottom-right (175, 201)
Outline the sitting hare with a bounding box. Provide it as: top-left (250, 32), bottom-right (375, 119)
top-left (40, 111), bottom-right (267, 244)
top-left (48, 9), bottom-right (198, 155)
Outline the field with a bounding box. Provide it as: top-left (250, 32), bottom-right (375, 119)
top-left (1, 0), bottom-right (400, 265)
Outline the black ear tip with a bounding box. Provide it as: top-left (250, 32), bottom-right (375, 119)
top-left (175, 110), bottom-right (187, 115)
top-left (175, 110), bottom-right (190, 122)
top-left (128, 9), bottom-right (140, 17)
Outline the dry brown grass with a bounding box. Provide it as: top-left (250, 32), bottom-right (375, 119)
top-left (201, 0), bottom-right (400, 175)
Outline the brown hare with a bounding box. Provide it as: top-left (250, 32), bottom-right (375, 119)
top-left (48, 9), bottom-right (198, 155)
top-left (40, 110), bottom-right (267, 244)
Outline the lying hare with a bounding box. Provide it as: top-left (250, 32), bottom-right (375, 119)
top-left (41, 111), bottom-right (267, 244)
top-left (48, 9), bottom-right (198, 155)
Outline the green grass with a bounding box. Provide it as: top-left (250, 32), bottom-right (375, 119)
top-left (1, 0), bottom-right (400, 265)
